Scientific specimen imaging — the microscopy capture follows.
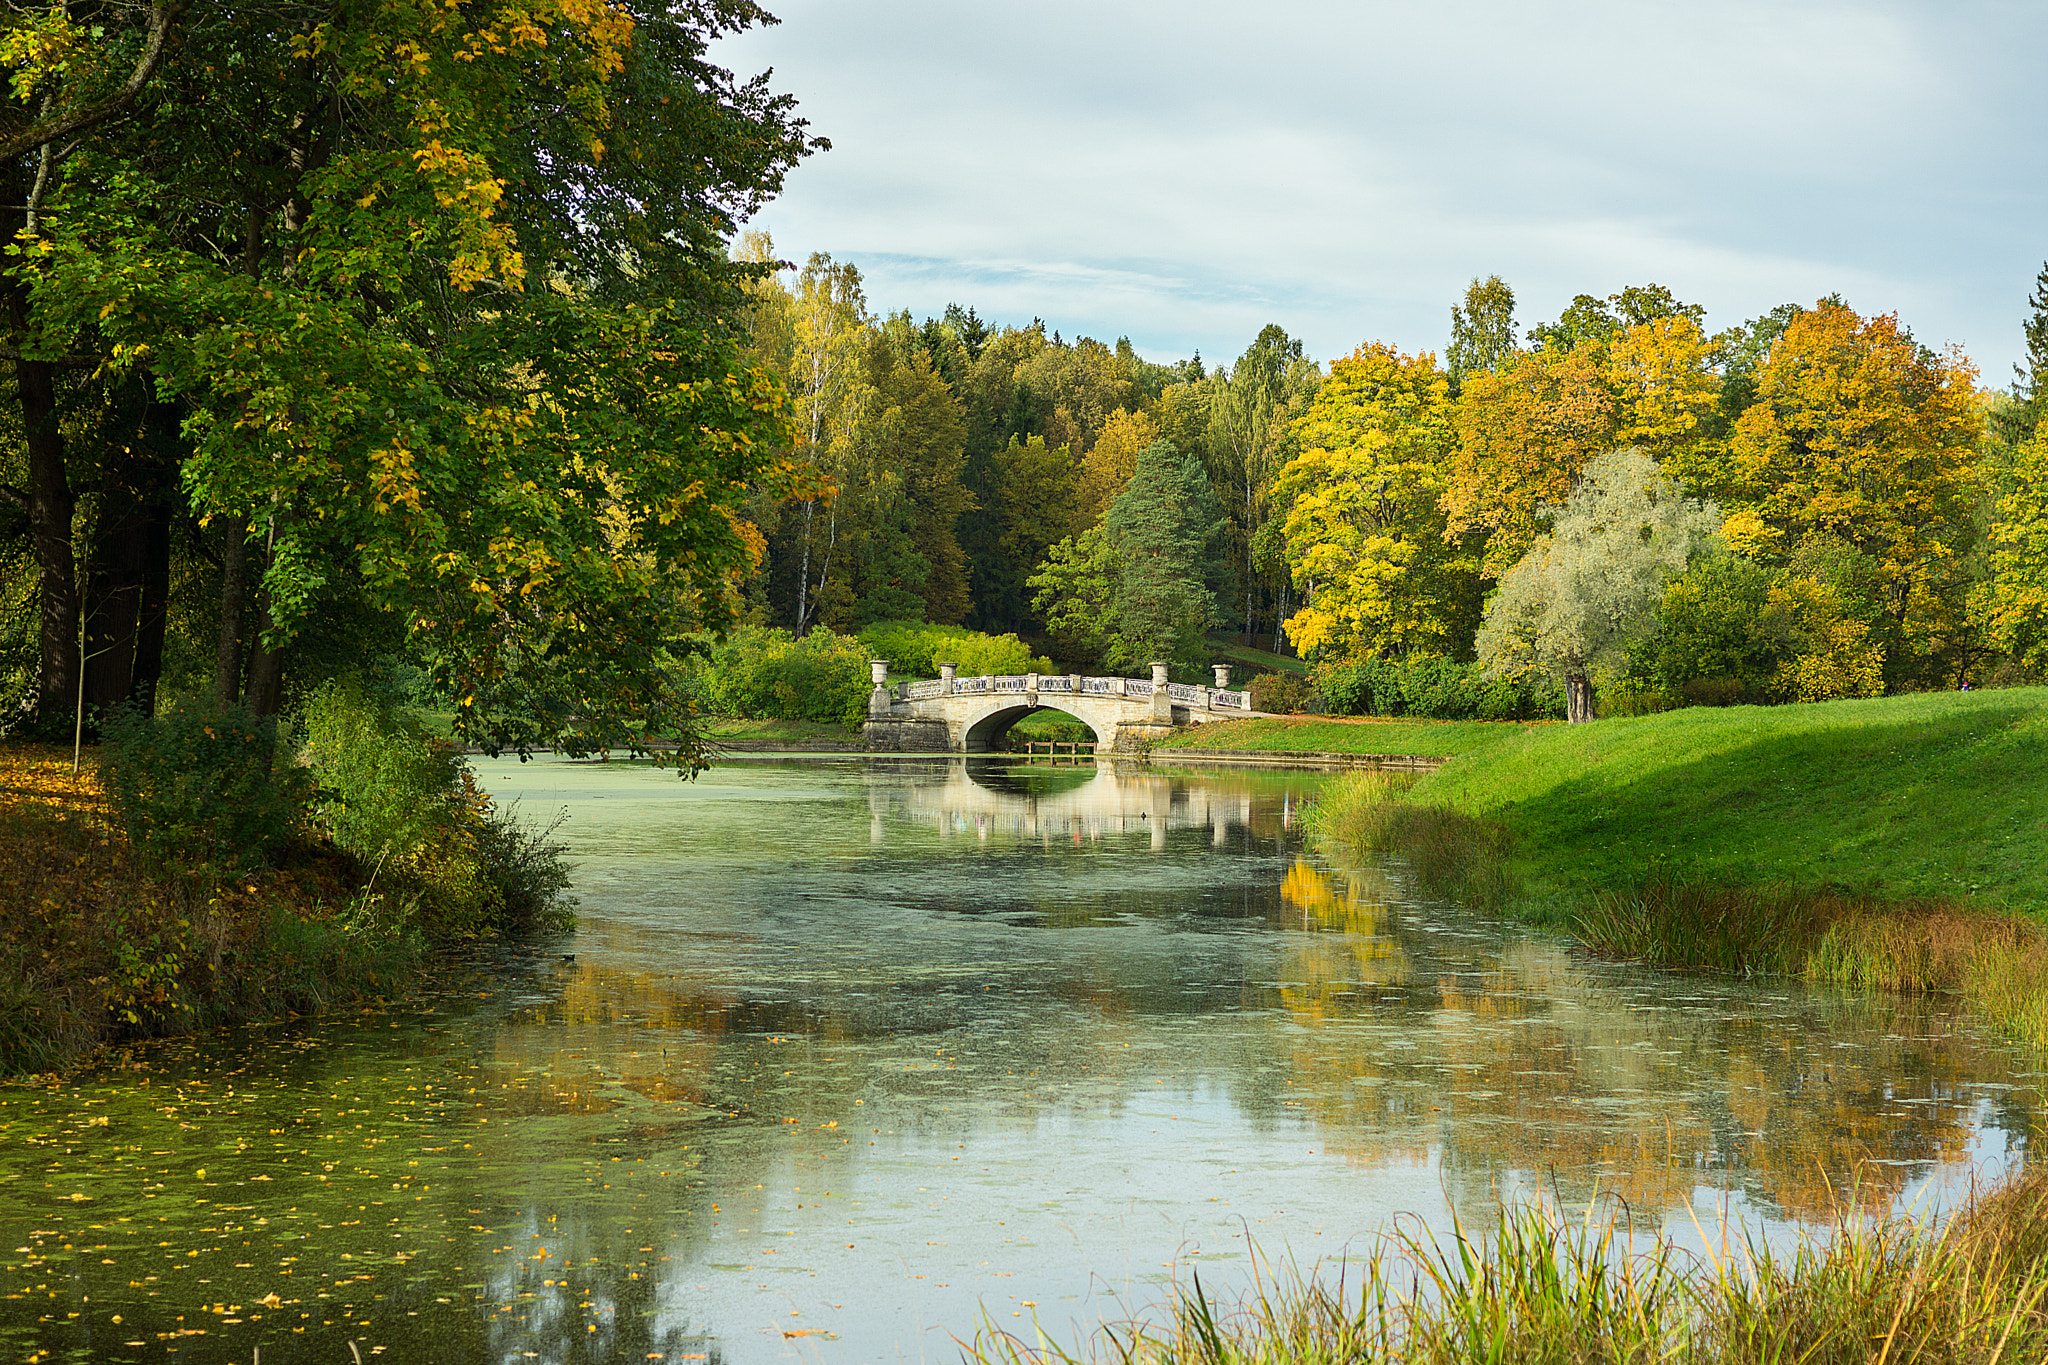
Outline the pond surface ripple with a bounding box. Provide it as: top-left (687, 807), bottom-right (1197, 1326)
top-left (1, 757), bottom-right (2040, 1363)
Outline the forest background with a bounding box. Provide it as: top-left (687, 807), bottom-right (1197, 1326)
top-left (0, 0), bottom-right (2045, 747)
top-left (720, 246), bottom-right (2048, 722)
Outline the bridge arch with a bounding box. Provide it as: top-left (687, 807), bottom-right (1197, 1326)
top-left (961, 702), bottom-right (1100, 753)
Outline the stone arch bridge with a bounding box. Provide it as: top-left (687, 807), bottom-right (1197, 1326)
top-left (863, 660), bottom-right (1264, 753)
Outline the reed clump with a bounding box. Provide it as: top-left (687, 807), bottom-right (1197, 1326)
top-left (1306, 772), bottom-right (1516, 911)
top-left (1569, 879), bottom-right (2048, 1049)
top-left (965, 1166), bottom-right (2048, 1364)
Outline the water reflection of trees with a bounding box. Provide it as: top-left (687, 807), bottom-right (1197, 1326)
top-left (1260, 859), bottom-right (2011, 1223)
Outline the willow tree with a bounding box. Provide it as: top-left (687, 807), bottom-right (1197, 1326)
top-left (1476, 448), bottom-right (1720, 722)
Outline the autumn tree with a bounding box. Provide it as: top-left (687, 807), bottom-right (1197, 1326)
top-left (1722, 301), bottom-right (1981, 684)
top-left (8, 0), bottom-right (821, 759)
top-left (780, 252), bottom-right (871, 635)
top-left (1208, 325), bottom-right (1318, 645)
top-left (1076, 407), bottom-right (1161, 524)
top-left (1272, 343), bottom-right (1480, 660)
top-left (1977, 418), bottom-right (2048, 673)
top-left (1445, 345), bottom-right (1617, 574)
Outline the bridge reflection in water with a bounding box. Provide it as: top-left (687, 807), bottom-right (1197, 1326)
top-left (866, 757), bottom-right (1291, 849)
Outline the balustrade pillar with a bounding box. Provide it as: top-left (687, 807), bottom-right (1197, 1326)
top-left (867, 659), bottom-right (894, 719)
top-left (938, 661), bottom-right (957, 696)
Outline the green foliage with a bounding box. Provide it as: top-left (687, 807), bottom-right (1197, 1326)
top-left (1248, 671), bottom-right (1318, 715)
top-left (99, 699), bottom-right (309, 876)
top-left (1316, 655), bottom-right (1564, 722)
top-left (1031, 439), bottom-right (1225, 672)
top-left (300, 682), bottom-right (574, 940)
top-left (472, 805), bottom-right (578, 938)
top-left (1625, 549), bottom-right (1778, 702)
top-left (1446, 275), bottom-right (1518, 391)
top-left (853, 620), bottom-right (1050, 679)
top-left (19, 0), bottom-right (818, 754)
top-left (301, 682), bottom-right (465, 870)
top-left (689, 627), bottom-right (872, 730)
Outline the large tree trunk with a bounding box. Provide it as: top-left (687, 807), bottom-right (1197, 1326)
top-left (0, 162), bottom-right (78, 732)
top-left (82, 418), bottom-right (177, 719)
top-left (21, 353), bottom-right (77, 729)
top-left (241, 520), bottom-right (283, 716)
top-left (216, 514), bottom-right (248, 702)
top-left (1566, 674), bottom-right (1595, 724)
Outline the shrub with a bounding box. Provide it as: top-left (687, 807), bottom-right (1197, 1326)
top-left (1249, 671), bottom-right (1319, 714)
top-left (1597, 682), bottom-right (1678, 718)
top-left (1316, 655), bottom-right (1563, 721)
top-left (301, 681), bottom-right (464, 868)
top-left (300, 681), bottom-right (572, 940)
top-left (855, 620), bottom-right (1051, 678)
top-left (473, 804), bottom-right (578, 937)
top-left (692, 626), bottom-right (871, 728)
top-left (99, 698), bottom-right (309, 875)
top-left (1679, 675), bottom-right (1753, 707)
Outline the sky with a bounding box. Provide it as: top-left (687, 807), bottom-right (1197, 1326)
top-left (708, 0), bottom-right (2048, 383)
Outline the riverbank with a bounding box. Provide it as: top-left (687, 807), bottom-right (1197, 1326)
top-left (1148, 714), bottom-right (1536, 759)
top-left (969, 1162), bottom-right (2048, 1364)
top-left (1300, 687), bottom-right (2048, 1044)
top-left (0, 745), bottom-right (443, 1075)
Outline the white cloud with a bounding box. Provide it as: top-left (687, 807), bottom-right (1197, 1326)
top-left (712, 0), bottom-right (2047, 376)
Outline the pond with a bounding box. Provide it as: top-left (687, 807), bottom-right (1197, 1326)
top-left (0, 757), bottom-right (2040, 1363)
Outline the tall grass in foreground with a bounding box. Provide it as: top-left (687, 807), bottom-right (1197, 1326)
top-left (965, 1167), bottom-right (2048, 1364)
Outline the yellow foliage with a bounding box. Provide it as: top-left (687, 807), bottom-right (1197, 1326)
top-left (1275, 343), bottom-right (1479, 659)
top-left (1446, 346), bottom-right (1617, 575)
top-left (1605, 316), bottom-right (1723, 487)
top-left (1726, 302), bottom-right (1979, 599)
top-left (1074, 407), bottom-right (1159, 525)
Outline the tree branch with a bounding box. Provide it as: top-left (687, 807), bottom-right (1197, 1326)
top-left (0, 349), bottom-right (99, 369)
top-left (0, 0), bottom-right (195, 162)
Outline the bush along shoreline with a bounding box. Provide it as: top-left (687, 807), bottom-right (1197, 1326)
top-left (1299, 688), bottom-right (2048, 1050)
top-left (0, 687), bottom-right (576, 1077)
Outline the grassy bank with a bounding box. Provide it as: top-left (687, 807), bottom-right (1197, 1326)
top-left (1150, 715), bottom-right (1535, 758)
top-left (968, 1164), bottom-right (2048, 1364)
top-left (1298, 688), bottom-right (2048, 1045)
top-left (704, 716), bottom-right (861, 746)
top-left (0, 727), bottom-right (575, 1075)
top-left (0, 746), bottom-right (423, 1074)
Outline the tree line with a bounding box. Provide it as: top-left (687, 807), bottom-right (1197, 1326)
top-left (1, 0), bottom-right (2044, 747)
top-left (729, 257), bottom-right (2048, 713)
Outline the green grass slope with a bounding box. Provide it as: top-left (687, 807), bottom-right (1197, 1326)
top-left (1154, 715), bottom-right (1532, 758)
top-left (1404, 688), bottom-right (2048, 913)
